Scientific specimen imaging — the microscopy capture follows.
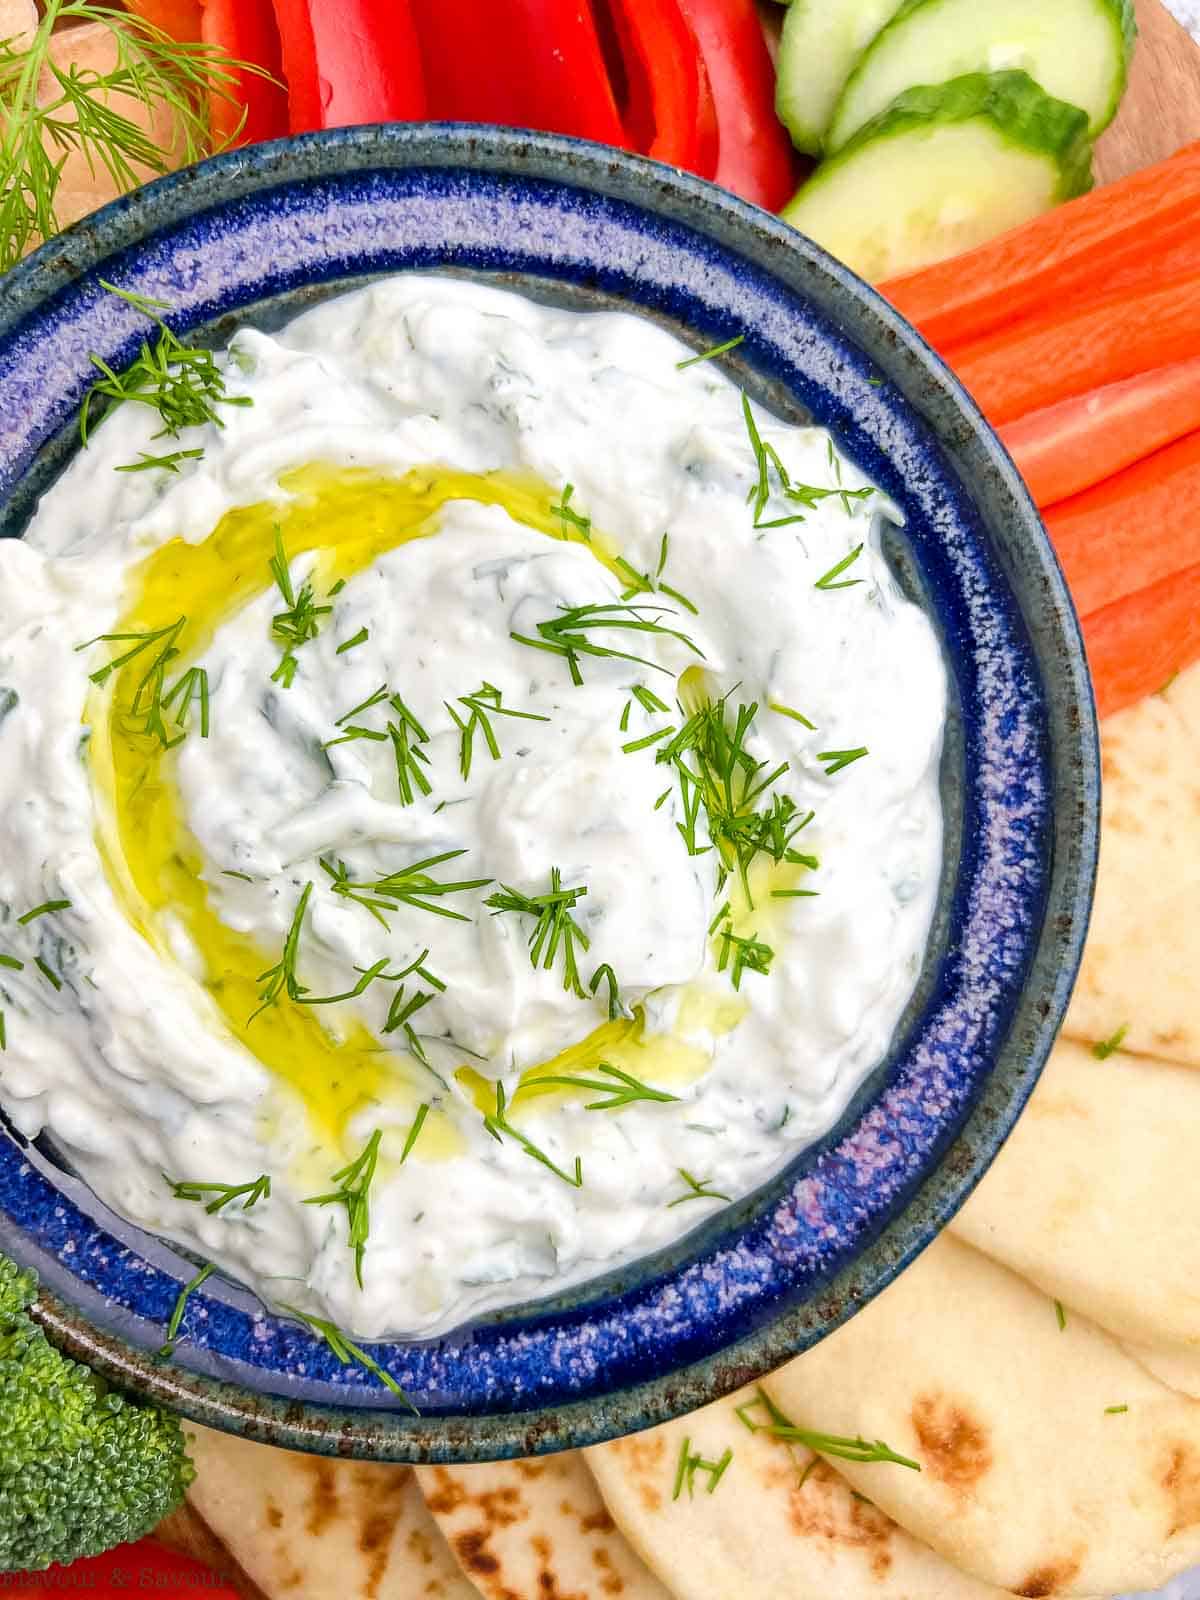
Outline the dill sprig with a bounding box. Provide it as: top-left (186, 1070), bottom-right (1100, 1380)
top-left (483, 1079), bottom-right (583, 1188)
top-left (249, 882), bottom-right (312, 1021)
top-left (676, 332), bottom-right (745, 370)
top-left (818, 746), bottom-right (869, 776)
top-left (76, 616), bottom-right (210, 747)
top-left (0, 3), bottom-right (266, 275)
top-left (158, 1261), bottom-right (215, 1358)
top-left (378, 950), bottom-right (447, 1079)
top-left (512, 601), bottom-right (703, 687)
top-left (401, 1103), bottom-right (431, 1163)
top-left (115, 447), bottom-right (204, 474)
top-left (814, 544), bottom-right (865, 590)
top-left (589, 962), bottom-right (624, 1021)
top-left (325, 685), bottom-right (433, 806)
top-left (320, 850), bottom-right (490, 929)
top-left (615, 533), bottom-right (699, 615)
top-left (485, 868), bottom-right (590, 997)
top-left (269, 528), bottom-right (331, 689)
top-left (741, 395), bottom-right (874, 530)
top-left (280, 1305), bottom-right (417, 1411)
top-left (445, 681), bottom-right (549, 780)
top-left (304, 1129), bottom-right (382, 1289)
top-left (519, 1061), bottom-right (678, 1112)
top-left (668, 1169), bottom-right (731, 1207)
top-left (734, 1387), bottom-right (920, 1471)
top-left (164, 1173), bottom-right (271, 1215)
top-left (550, 482), bottom-right (592, 543)
top-left (716, 924), bottom-right (775, 989)
top-left (82, 281), bottom-right (251, 461)
top-left (672, 1437), bottom-right (734, 1499)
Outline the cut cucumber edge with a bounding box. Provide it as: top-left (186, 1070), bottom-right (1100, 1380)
top-left (826, 0), bottom-right (1137, 150)
top-left (775, 0), bottom-right (901, 156)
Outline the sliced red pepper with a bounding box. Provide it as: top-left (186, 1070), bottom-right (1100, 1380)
top-left (122, 0), bottom-right (205, 43)
top-left (603, 0), bottom-right (715, 176)
top-left (200, 0), bottom-right (289, 148)
top-left (410, 0), bottom-right (628, 148)
top-left (270, 0), bottom-right (427, 133)
top-left (676, 0), bottom-right (800, 210)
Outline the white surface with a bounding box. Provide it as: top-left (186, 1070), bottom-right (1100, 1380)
top-left (1164, 0), bottom-right (1200, 39)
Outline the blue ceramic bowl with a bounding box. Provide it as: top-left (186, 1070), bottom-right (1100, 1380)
top-left (0, 126), bottom-right (1098, 1461)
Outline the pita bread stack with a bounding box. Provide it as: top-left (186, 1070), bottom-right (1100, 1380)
top-left (172, 660), bottom-right (1200, 1598)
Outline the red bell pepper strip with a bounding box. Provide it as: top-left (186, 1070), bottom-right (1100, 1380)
top-left (270, 0), bottom-right (427, 134)
top-left (200, 0), bottom-right (289, 148)
top-left (604, 0), bottom-right (715, 175)
top-left (676, 0), bottom-right (799, 210)
top-left (122, 0), bottom-right (204, 43)
top-left (410, 0), bottom-right (628, 148)
top-left (40, 1538), bottom-right (240, 1597)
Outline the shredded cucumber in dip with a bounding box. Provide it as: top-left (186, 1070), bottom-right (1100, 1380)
top-left (0, 276), bottom-right (945, 1339)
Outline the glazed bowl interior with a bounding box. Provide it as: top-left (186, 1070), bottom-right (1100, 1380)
top-left (0, 125), bottom-right (1098, 1461)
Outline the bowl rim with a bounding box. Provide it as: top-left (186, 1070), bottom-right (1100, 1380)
top-left (0, 121), bottom-right (1099, 1461)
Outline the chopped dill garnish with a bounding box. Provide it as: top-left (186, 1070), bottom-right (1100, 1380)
top-left (114, 448), bottom-right (205, 474)
top-left (269, 528), bottom-right (331, 688)
top-left (336, 627), bottom-right (369, 655)
top-left (249, 882), bottom-right (312, 1021)
top-left (615, 533), bottom-right (699, 615)
top-left (818, 747), bottom-right (869, 776)
top-left (483, 1079), bottom-right (583, 1187)
top-left (321, 851), bottom-right (490, 929)
top-left (17, 900), bottom-right (71, 925)
top-left (512, 601), bottom-right (703, 687)
top-left (672, 1438), bottom-right (734, 1499)
top-left (1092, 1024), bottom-right (1128, 1060)
top-left (485, 868), bottom-right (590, 997)
top-left (222, 869), bottom-right (255, 883)
top-left (589, 962), bottom-right (624, 1021)
top-left (33, 957), bottom-right (62, 992)
top-left (0, 1014), bottom-right (5, 1052)
top-left (633, 684), bottom-right (671, 715)
top-left (76, 616), bottom-right (209, 748)
top-left (668, 1169), bottom-right (731, 1207)
top-left (334, 684), bottom-right (391, 725)
top-left (676, 333), bottom-right (745, 370)
top-left (519, 1061), bottom-right (678, 1112)
top-left (716, 926), bottom-right (774, 989)
top-left (551, 482), bottom-right (592, 542)
top-left (734, 1388), bottom-right (920, 1471)
top-left (82, 283), bottom-right (251, 464)
top-left (768, 699), bottom-right (816, 731)
top-left (1105, 1404), bottom-right (1129, 1416)
top-left (445, 681), bottom-right (549, 780)
top-left (741, 393), bottom-right (874, 529)
top-left (622, 725), bottom-right (677, 755)
top-left (165, 1173), bottom-right (270, 1214)
top-left (814, 544), bottom-right (865, 591)
top-left (158, 1261), bottom-right (215, 1358)
top-left (304, 1129), bottom-right (382, 1289)
top-left (400, 1103), bottom-right (431, 1164)
top-left (280, 1305), bottom-right (417, 1411)
top-left (0, 954), bottom-right (24, 970)
top-left (1055, 1300), bottom-right (1067, 1331)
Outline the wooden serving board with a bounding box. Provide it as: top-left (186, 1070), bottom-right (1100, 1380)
top-left (145, 1), bottom-right (1197, 1593)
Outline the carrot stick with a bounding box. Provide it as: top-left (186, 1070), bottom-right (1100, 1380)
top-left (879, 141), bottom-right (1200, 348)
top-left (1084, 558), bottom-right (1200, 720)
top-left (1001, 358), bottom-right (1200, 508)
top-left (1045, 430), bottom-right (1200, 617)
top-left (951, 273), bottom-right (1200, 428)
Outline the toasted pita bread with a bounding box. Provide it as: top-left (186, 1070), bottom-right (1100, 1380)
top-left (763, 1233), bottom-right (1200, 1597)
top-left (950, 1038), bottom-right (1200, 1351)
top-left (1122, 1340), bottom-right (1200, 1401)
top-left (415, 1454), bottom-right (671, 1600)
top-left (1063, 660), bottom-right (1200, 1067)
top-left (586, 1382), bottom-right (1010, 1600)
top-left (184, 1424), bottom-right (476, 1600)
top-left (0, 0), bottom-right (34, 46)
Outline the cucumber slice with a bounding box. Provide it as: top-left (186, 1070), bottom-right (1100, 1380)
top-left (827, 0), bottom-right (1136, 149)
top-left (776, 0), bottom-right (902, 155)
top-left (782, 72), bottom-right (1092, 284)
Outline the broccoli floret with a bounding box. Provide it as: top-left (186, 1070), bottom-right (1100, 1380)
top-left (0, 1253), bottom-right (194, 1572)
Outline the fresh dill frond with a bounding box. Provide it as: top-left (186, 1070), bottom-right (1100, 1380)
top-left (164, 1173), bottom-right (270, 1215)
top-left (269, 528), bottom-right (331, 689)
top-left (717, 926), bottom-right (774, 989)
top-left (814, 544), bottom-right (865, 591)
top-left (550, 482), bottom-right (592, 543)
top-left (0, 2), bottom-right (267, 274)
top-left (17, 900), bottom-right (71, 925)
top-left (741, 394), bottom-right (874, 529)
top-left (400, 1103), bottom-right (431, 1163)
top-left (320, 850), bottom-right (490, 928)
top-left (615, 533), bottom-right (699, 615)
top-left (768, 699), bottom-right (816, 730)
top-left (158, 1261), bottom-right (215, 1357)
top-left (0, 953), bottom-right (24, 970)
top-left (818, 747), bottom-right (869, 776)
top-left (483, 1079), bottom-right (583, 1188)
top-left (114, 448), bottom-right (205, 474)
top-left (33, 956), bottom-right (62, 991)
top-left (336, 627), bottom-right (369, 655)
top-left (733, 1388), bottom-right (919, 1471)
top-left (304, 1129), bottom-right (382, 1289)
top-left (280, 1305), bottom-right (417, 1411)
top-left (672, 1437), bottom-right (734, 1499)
top-left (76, 616), bottom-right (209, 748)
top-left (249, 882), bottom-right (312, 1022)
top-left (676, 332), bottom-right (745, 370)
top-left (485, 868), bottom-right (590, 997)
top-left (668, 1169), bottom-right (731, 1207)
top-left (519, 1061), bottom-right (678, 1112)
top-left (445, 681), bottom-right (549, 780)
top-left (589, 962), bottom-right (624, 1021)
top-left (512, 602), bottom-right (703, 687)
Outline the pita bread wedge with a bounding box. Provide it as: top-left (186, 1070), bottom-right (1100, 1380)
top-left (0, 1), bottom-right (34, 46)
top-left (763, 1233), bottom-right (1200, 1597)
top-left (1121, 1339), bottom-right (1200, 1401)
top-left (586, 1382), bottom-right (1010, 1600)
top-left (949, 1038), bottom-right (1200, 1350)
top-left (415, 1454), bottom-right (671, 1600)
top-left (1063, 660), bottom-right (1200, 1067)
top-left (184, 1423), bottom-right (475, 1600)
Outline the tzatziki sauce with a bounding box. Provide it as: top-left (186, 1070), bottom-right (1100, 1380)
top-left (0, 275), bottom-right (945, 1341)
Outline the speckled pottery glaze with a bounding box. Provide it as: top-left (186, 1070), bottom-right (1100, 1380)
top-left (0, 125), bottom-right (1098, 1462)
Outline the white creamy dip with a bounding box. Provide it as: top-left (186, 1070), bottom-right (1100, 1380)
top-left (0, 275), bottom-right (945, 1340)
